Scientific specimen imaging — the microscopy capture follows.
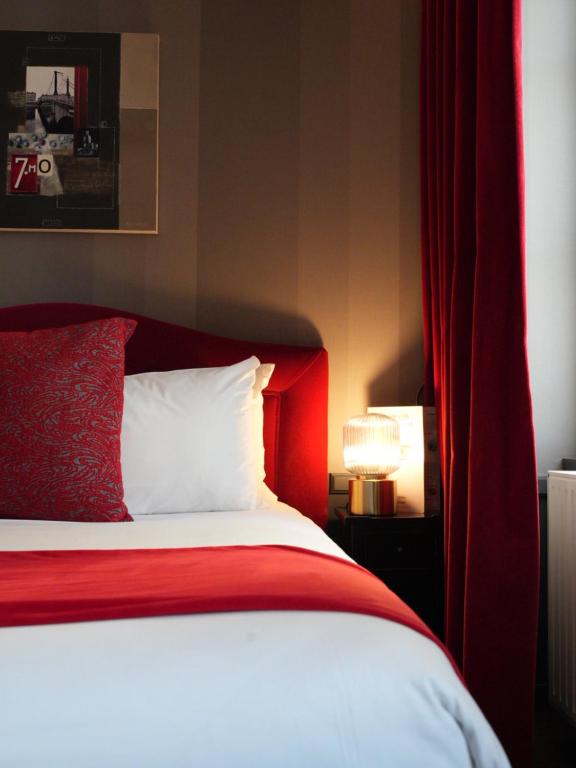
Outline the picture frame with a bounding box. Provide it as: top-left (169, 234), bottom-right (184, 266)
top-left (0, 30), bottom-right (159, 234)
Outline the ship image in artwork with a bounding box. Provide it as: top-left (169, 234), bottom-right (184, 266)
top-left (35, 70), bottom-right (74, 134)
top-left (26, 67), bottom-right (75, 135)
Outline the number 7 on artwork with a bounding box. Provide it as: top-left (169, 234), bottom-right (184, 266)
top-left (10, 154), bottom-right (38, 194)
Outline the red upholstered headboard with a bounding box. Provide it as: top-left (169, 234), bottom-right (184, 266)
top-left (0, 303), bottom-right (329, 527)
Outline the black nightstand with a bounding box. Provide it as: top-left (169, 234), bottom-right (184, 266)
top-left (331, 510), bottom-right (444, 638)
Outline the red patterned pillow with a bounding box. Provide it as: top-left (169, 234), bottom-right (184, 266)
top-left (0, 317), bottom-right (136, 522)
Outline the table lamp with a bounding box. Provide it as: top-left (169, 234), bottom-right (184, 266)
top-left (343, 413), bottom-right (401, 516)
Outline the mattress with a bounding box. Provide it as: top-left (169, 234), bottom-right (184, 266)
top-left (0, 503), bottom-right (509, 767)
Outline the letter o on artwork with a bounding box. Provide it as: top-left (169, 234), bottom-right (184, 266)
top-left (38, 158), bottom-right (52, 176)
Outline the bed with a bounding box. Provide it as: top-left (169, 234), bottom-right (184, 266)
top-left (0, 303), bottom-right (509, 767)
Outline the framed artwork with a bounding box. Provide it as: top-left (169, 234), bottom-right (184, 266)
top-left (0, 30), bottom-right (159, 233)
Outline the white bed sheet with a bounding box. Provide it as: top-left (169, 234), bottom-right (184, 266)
top-left (0, 503), bottom-right (510, 768)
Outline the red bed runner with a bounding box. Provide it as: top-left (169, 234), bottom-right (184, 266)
top-left (0, 544), bottom-right (449, 661)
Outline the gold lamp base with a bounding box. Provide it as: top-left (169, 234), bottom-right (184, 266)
top-left (348, 477), bottom-right (397, 517)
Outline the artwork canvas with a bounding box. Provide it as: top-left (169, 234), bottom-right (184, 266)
top-left (0, 31), bottom-right (158, 233)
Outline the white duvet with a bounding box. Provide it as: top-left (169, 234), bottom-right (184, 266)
top-left (0, 503), bottom-right (509, 768)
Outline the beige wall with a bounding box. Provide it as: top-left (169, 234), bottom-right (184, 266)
top-left (0, 0), bottom-right (422, 479)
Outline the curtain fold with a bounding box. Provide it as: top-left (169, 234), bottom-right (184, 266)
top-left (420, 2), bottom-right (539, 765)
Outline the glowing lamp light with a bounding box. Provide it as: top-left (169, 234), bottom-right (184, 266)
top-left (343, 413), bottom-right (401, 516)
top-left (343, 414), bottom-right (401, 477)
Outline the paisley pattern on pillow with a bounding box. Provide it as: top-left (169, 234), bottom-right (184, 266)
top-left (0, 317), bottom-right (136, 522)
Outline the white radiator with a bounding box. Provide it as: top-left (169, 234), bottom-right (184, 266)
top-left (548, 470), bottom-right (576, 723)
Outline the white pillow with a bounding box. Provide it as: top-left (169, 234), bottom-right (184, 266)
top-left (121, 356), bottom-right (273, 514)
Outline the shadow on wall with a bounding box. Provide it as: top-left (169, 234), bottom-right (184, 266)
top-left (367, 339), bottom-right (424, 407)
top-left (88, 241), bottom-right (197, 330)
top-left (1, 275), bottom-right (324, 352)
top-left (0, 232), bottom-right (95, 308)
top-left (197, 296), bottom-right (323, 348)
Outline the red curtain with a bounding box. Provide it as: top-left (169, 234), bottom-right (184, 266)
top-left (420, 1), bottom-right (539, 766)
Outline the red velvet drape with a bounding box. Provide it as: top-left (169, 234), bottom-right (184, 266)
top-left (420, 2), bottom-right (539, 766)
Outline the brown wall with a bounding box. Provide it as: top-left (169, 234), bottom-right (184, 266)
top-left (0, 0), bottom-right (422, 476)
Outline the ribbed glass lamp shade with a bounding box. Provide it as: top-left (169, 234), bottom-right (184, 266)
top-left (343, 413), bottom-right (401, 477)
